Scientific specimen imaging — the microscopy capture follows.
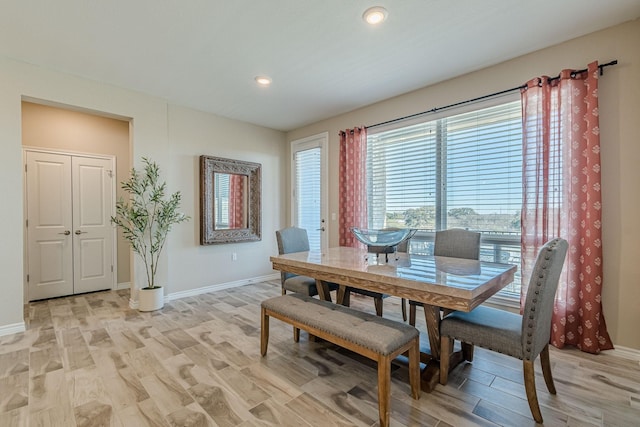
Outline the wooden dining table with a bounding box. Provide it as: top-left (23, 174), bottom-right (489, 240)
top-left (270, 246), bottom-right (517, 392)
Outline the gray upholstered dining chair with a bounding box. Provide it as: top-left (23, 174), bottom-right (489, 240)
top-left (439, 238), bottom-right (568, 424)
top-left (408, 228), bottom-right (481, 326)
top-left (277, 226), bottom-right (392, 317)
top-left (276, 227), bottom-right (339, 299)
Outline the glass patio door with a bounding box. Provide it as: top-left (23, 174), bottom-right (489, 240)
top-left (291, 133), bottom-right (328, 252)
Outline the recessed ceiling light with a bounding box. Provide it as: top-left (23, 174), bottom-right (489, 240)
top-left (363, 6), bottom-right (388, 25)
top-left (255, 76), bottom-right (272, 87)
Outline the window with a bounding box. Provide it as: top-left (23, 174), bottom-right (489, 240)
top-left (367, 99), bottom-right (523, 296)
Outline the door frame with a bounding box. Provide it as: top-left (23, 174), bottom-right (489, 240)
top-left (23, 147), bottom-right (118, 302)
top-left (290, 132), bottom-right (329, 252)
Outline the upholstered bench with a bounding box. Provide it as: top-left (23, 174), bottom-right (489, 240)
top-left (260, 293), bottom-right (420, 427)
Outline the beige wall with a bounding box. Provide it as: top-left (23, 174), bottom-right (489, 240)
top-left (21, 101), bottom-right (132, 285)
top-left (287, 19), bottom-right (640, 350)
top-left (1, 18), bottom-right (637, 350)
top-left (166, 104), bottom-right (286, 293)
top-left (0, 55), bottom-right (287, 334)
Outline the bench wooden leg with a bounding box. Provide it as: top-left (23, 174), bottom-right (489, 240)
top-left (293, 327), bottom-right (300, 342)
top-left (377, 355), bottom-right (391, 427)
top-left (261, 308), bottom-right (269, 356)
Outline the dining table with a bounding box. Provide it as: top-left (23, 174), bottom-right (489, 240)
top-left (270, 246), bottom-right (517, 392)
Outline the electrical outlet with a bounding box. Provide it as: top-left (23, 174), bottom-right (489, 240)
top-left (232, 252), bottom-right (237, 261)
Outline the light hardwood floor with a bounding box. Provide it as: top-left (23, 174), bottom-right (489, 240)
top-left (1, 280), bottom-right (638, 426)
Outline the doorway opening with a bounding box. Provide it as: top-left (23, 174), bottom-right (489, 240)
top-left (21, 100), bottom-right (131, 301)
top-left (291, 132), bottom-right (329, 252)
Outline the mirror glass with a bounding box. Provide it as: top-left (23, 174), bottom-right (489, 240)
top-left (214, 173), bottom-right (248, 230)
top-left (200, 156), bottom-right (261, 244)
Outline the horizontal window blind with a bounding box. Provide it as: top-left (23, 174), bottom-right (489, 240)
top-left (367, 101), bottom-right (521, 233)
top-left (367, 100), bottom-right (523, 296)
top-left (443, 102), bottom-right (522, 232)
top-left (295, 147), bottom-right (321, 251)
top-left (367, 122), bottom-right (437, 229)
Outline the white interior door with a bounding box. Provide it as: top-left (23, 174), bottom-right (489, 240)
top-left (26, 152), bottom-right (74, 300)
top-left (26, 151), bottom-right (114, 300)
top-left (291, 133), bottom-right (328, 252)
top-left (72, 156), bottom-right (114, 294)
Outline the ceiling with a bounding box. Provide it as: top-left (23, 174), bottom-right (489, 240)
top-left (2, 1), bottom-right (639, 132)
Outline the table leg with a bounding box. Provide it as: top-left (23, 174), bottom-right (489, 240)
top-left (336, 285), bottom-right (350, 306)
top-left (418, 304), bottom-right (442, 392)
top-left (422, 305), bottom-right (441, 360)
top-left (419, 305), bottom-right (469, 391)
top-left (315, 279), bottom-right (332, 302)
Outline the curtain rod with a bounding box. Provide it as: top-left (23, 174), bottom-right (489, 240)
top-left (367, 60), bottom-right (618, 130)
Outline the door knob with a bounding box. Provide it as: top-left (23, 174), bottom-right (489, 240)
top-left (75, 230), bottom-right (87, 235)
top-left (58, 230), bottom-right (71, 235)
top-left (316, 227), bottom-right (325, 232)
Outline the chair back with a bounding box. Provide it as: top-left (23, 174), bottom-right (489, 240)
top-left (521, 238), bottom-right (568, 360)
top-left (434, 229), bottom-right (481, 260)
top-left (276, 227), bottom-right (310, 282)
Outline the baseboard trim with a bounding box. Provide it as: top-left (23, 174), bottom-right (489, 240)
top-left (125, 273), bottom-right (280, 309)
top-left (0, 321), bottom-right (26, 337)
top-left (115, 281), bottom-right (131, 291)
top-left (167, 273), bottom-right (280, 301)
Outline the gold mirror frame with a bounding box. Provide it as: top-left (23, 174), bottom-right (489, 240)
top-left (200, 155), bottom-right (261, 244)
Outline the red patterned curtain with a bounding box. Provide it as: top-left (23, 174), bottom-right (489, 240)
top-left (228, 174), bottom-right (245, 229)
top-left (339, 127), bottom-right (368, 247)
top-left (521, 61), bottom-right (613, 353)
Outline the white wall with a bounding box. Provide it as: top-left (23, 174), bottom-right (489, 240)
top-left (166, 104), bottom-right (285, 293)
top-left (287, 20), bottom-right (640, 350)
top-left (0, 56), bottom-right (286, 333)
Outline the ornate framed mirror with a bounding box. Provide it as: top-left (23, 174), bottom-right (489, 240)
top-left (200, 155), bottom-right (261, 244)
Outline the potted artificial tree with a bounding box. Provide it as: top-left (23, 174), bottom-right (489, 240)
top-left (112, 158), bottom-right (189, 311)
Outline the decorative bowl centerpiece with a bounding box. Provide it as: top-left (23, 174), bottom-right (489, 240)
top-left (350, 227), bottom-right (417, 262)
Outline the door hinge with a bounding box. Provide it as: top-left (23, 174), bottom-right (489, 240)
top-left (26, 219), bottom-right (28, 228)
top-left (26, 274), bottom-right (29, 282)
top-left (111, 265), bottom-right (114, 272)
top-left (24, 164), bottom-right (27, 173)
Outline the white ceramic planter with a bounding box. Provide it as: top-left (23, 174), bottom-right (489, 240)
top-left (138, 287), bottom-right (164, 311)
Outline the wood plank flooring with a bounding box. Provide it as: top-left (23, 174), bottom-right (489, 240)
top-left (0, 280), bottom-right (638, 426)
